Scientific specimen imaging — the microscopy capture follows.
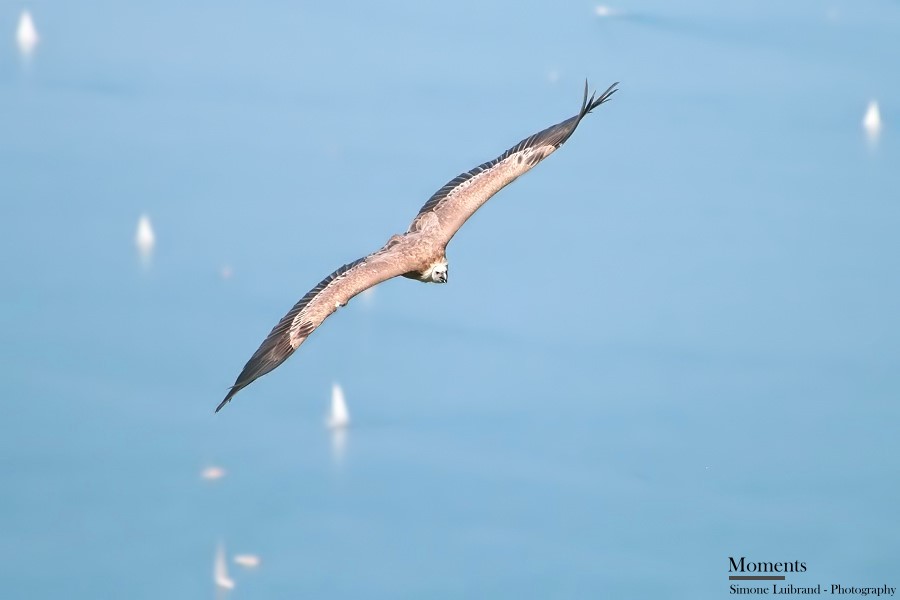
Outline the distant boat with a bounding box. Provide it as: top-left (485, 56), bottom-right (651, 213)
top-left (135, 214), bottom-right (156, 260)
top-left (16, 10), bottom-right (39, 57)
top-left (234, 554), bottom-right (261, 569)
top-left (214, 542), bottom-right (235, 590)
top-left (863, 100), bottom-right (882, 139)
top-left (201, 466), bottom-right (226, 481)
top-left (327, 383), bottom-right (350, 429)
top-left (594, 5), bottom-right (619, 17)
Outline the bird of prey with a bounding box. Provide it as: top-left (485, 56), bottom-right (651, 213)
top-left (217, 81), bottom-right (618, 412)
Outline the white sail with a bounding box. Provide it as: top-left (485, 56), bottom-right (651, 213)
top-left (234, 554), bottom-right (261, 568)
top-left (16, 11), bottom-right (39, 56)
top-left (863, 101), bottom-right (882, 137)
top-left (200, 466), bottom-right (226, 481)
top-left (135, 214), bottom-right (156, 261)
top-left (214, 541), bottom-right (235, 590)
top-left (327, 382), bottom-right (350, 429)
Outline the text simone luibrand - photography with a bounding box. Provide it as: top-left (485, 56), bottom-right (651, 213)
top-left (728, 557), bottom-right (895, 596)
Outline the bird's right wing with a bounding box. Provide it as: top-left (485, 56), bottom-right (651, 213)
top-left (216, 241), bottom-right (414, 412)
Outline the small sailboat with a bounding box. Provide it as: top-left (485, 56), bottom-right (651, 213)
top-left (863, 100), bottom-right (882, 140)
top-left (16, 11), bottom-right (39, 57)
top-left (135, 214), bottom-right (156, 262)
top-left (200, 466), bottom-right (226, 481)
top-left (214, 541), bottom-right (235, 590)
top-left (327, 383), bottom-right (350, 429)
top-left (234, 554), bottom-right (261, 569)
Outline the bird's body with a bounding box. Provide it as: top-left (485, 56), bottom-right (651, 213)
top-left (217, 81), bottom-right (618, 412)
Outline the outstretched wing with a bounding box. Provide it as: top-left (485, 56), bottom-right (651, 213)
top-left (408, 81), bottom-right (618, 244)
top-left (216, 245), bottom-right (413, 412)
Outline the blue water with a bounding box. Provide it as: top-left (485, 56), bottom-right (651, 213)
top-left (2, 1), bottom-right (898, 597)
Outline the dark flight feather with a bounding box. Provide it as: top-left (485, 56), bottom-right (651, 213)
top-left (215, 259), bottom-right (364, 413)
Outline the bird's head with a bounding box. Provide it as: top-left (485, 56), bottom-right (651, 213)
top-left (429, 260), bottom-right (448, 284)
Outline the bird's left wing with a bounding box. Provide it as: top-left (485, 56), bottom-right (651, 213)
top-left (408, 81), bottom-right (618, 244)
top-left (216, 243), bottom-right (413, 412)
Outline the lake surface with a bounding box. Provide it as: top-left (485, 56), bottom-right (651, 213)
top-left (1, 0), bottom-right (898, 597)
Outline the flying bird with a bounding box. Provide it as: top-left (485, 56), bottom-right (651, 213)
top-left (217, 81), bottom-right (618, 412)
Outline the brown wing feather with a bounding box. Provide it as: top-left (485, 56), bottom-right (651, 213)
top-left (409, 81), bottom-right (618, 245)
top-left (216, 246), bottom-right (415, 412)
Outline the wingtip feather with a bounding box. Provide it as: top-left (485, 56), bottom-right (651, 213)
top-left (215, 387), bottom-right (239, 413)
top-left (581, 79), bottom-right (590, 114)
top-left (580, 80), bottom-right (619, 118)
